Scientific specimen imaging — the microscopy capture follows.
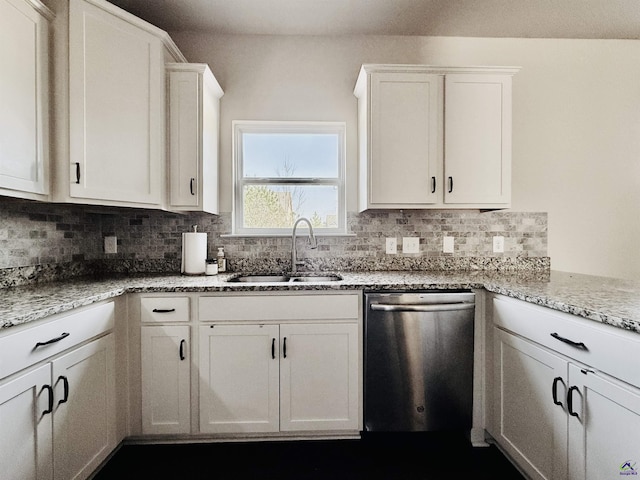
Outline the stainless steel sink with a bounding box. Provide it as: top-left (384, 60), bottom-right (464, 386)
top-left (227, 274), bottom-right (342, 283)
top-left (227, 275), bottom-right (290, 283)
top-left (289, 275), bottom-right (342, 282)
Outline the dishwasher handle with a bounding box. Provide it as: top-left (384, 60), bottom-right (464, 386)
top-left (370, 303), bottom-right (474, 313)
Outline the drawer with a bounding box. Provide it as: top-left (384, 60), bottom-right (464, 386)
top-left (141, 296), bottom-right (190, 323)
top-left (199, 294), bottom-right (360, 322)
top-left (0, 301), bottom-right (114, 379)
top-left (492, 295), bottom-right (640, 387)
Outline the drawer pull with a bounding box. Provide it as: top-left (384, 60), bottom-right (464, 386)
top-left (58, 376), bottom-right (69, 406)
top-left (552, 377), bottom-right (564, 407)
top-left (42, 385), bottom-right (54, 416)
top-left (34, 332), bottom-right (70, 349)
top-left (179, 339), bottom-right (186, 361)
top-left (550, 332), bottom-right (588, 351)
top-left (567, 386), bottom-right (581, 419)
top-left (152, 308), bottom-right (176, 313)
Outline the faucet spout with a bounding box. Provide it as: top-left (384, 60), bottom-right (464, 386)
top-left (291, 217), bottom-right (317, 273)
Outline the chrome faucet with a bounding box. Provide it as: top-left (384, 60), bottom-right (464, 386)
top-left (291, 217), bottom-right (317, 273)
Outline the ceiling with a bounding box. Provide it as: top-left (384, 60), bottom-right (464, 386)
top-left (107, 0), bottom-right (640, 39)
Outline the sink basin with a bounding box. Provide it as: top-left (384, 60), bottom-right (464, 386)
top-left (290, 275), bottom-right (342, 282)
top-left (227, 274), bottom-right (342, 283)
top-left (227, 275), bottom-right (290, 283)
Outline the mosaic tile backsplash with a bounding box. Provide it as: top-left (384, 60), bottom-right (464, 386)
top-left (0, 198), bottom-right (548, 286)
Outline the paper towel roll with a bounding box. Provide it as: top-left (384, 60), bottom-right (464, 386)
top-left (181, 232), bottom-right (207, 275)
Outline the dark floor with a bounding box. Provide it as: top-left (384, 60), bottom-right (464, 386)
top-left (94, 433), bottom-right (524, 479)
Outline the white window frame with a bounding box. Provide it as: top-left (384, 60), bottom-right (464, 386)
top-left (232, 120), bottom-right (347, 236)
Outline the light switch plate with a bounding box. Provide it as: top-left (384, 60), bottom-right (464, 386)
top-left (493, 236), bottom-right (505, 253)
top-left (385, 237), bottom-right (397, 254)
top-left (104, 236), bottom-right (117, 254)
top-left (443, 236), bottom-right (454, 253)
top-left (402, 237), bottom-right (420, 254)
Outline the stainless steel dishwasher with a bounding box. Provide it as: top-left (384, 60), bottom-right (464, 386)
top-left (364, 291), bottom-right (475, 432)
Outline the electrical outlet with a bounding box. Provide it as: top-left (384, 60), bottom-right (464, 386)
top-left (402, 237), bottom-right (420, 254)
top-left (443, 236), bottom-right (454, 253)
top-left (385, 237), bottom-right (397, 254)
top-left (104, 236), bottom-right (117, 254)
top-left (493, 236), bottom-right (505, 253)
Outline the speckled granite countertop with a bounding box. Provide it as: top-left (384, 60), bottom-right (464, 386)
top-left (2, 270), bottom-right (640, 334)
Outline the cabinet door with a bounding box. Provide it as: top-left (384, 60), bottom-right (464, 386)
top-left (52, 335), bottom-right (115, 480)
top-left (0, 0), bottom-right (49, 197)
top-left (141, 326), bottom-right (190, 435)
top-left (167, 64), bottom-right (222, 213)
top-left (445, 74), bottom-right (511, 205)
top-left (280, 323), bottom-right (359, 431)
top-left (199, 324), bottom-right (280, 433)
top-left (68, 0), bottom-right (163, 206)
top-left (0, 364), bottom-right (53, 480)
top-left (368, 72), bottom-right (442, 208)
top-left (493, 329), bottom-right (568, 480)
top-left (568, 365), bottom-right (640, 480)
top-left (168, 69), bottom-right (200, 209)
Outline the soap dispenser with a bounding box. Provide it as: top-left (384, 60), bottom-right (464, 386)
top-left (217, 247), bottom-right (226, 273)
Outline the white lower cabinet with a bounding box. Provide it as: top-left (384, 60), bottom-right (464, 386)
top-left (0, 364), bottom-right (53, 480)
top-left (52, 335), bottom-right (116, 480)
top-left (491, 295), bottom-right (640, 480)
top-left (567, 364), bottom-right (640, 480)
top-left (199, 324), bottom-right (280, 433)
top-left (199, 322), bottom-right (359, 434)
top-left (0, 334), bottom-right (115, 480)
top-left (493, 328), bottom-right (568, 480)
top-left (141, 326), bottom-right (191, 435)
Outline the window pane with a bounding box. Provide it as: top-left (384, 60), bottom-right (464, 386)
top-left (242, 133), bottom-right (339, 178)
top-left (243, 185), bottom-right (339, 229)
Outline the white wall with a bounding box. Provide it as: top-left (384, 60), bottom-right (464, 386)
top-left (171, 33), bottom-right (640, 280)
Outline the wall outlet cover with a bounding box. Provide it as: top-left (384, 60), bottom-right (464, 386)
top-left (443, 236), bottom-right (454, 253)
top-left (493, 236), bottom-right (505, 253)
top-left (402, 237), bottom-right (420, 254)
top-left (104, 236), bottom-right (117, 254)
top-left (386, 237), bottom-right (397, 254)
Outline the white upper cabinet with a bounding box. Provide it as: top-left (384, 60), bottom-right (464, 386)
top-left (444, 74), bottom-right (512, 205)
top-left (48, 0), bottom-right (185, 208)
top-left (166, 63), bottom-right (224, 214)
top-left (0, 0), bottom-right (52, 200)
top-left (354, 64), bottom-right (518, 211)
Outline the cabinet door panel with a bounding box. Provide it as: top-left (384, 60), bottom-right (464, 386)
top-left (369, 72), bottom-right (442, 207)
top-left (141, 326), bottom-right (190, 434)
top-left (445, 74), bottom-right (511, 205)
top-left (199, 324), bottom-right (279, 433)
top-left (68, 0), bottom-right (162, 205)
top-left (494, 329), bottom-right (568, 480)
top-left (169, 70), bottom-right (200, 208)
top-left (0, 364), bottom-right (53, 480)
top-left (568, 366), bottom-right (640, 480)
top-left (280, 323), bottom-right (359, 431)
top-left (0, 0), bottom-right (49, 196)
top-left (52, 335), bottom-right (115, 480)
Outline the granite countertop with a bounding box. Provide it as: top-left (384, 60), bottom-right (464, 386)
top-left (2, 270), bottom-right (640, 335)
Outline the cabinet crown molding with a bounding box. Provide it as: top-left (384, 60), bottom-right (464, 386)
top-left (354, 64), bottom-right (521, 93)
top-left (81, 0), bottom-right (187, 62)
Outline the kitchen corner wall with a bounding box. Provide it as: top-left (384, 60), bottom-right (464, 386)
top-left (0, 198), bottom-right (548, 286)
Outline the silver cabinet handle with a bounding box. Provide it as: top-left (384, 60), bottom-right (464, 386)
top-left (370, 303), bottom-right (474, 313)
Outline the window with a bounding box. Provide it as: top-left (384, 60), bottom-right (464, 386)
top-left (232, 121), bottom-right (346, 235)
